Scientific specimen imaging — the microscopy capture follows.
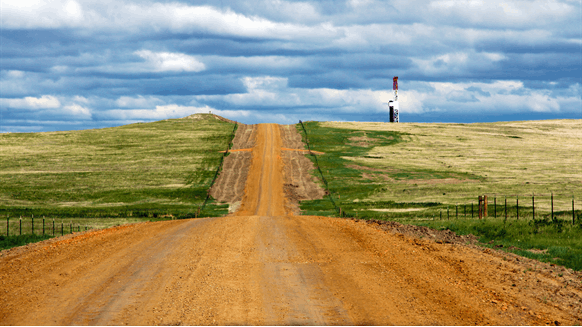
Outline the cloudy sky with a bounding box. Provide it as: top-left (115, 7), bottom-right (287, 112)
top-left (1, 0), bottom-right (581, 132)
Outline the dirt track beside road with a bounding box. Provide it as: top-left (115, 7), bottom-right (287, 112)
top-left (1, 123), bottom-right (581, 325)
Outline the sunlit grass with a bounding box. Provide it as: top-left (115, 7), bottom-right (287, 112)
top-left (0, 114), bottom-right (234, 220)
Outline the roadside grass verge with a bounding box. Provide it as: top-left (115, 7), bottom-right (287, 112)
top-left (297, 120), bottom-right (582, 271)
top-left (0, 234), bottom-right (53, 251)
top-left (0, 216), bottom-right (181, 251)
top-left (408, 216), bottom-right (582, 271)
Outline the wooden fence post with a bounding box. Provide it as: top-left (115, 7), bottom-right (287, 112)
top-left (61, 223), bottom-right (64, 236)
top-left (517, 196), bottom-right (519, 220)
top-left (471, 203), bottom-right (474, 218)
top-left (31, 216), bottom-right (34, 235)
top-left (551, 193), bottom-right (554, 220)
top-left (505, 197), bottom-right (507, 222)
top-left (484, 195), bottom-right (488, 217)
top-left (20, 217), bottom-right (22, 235)
top-left (532, 195), bottom-right (535, 220)
top-left (494, 197), bottom-right (497, 219)
top-left (440, 210), bottom-right (442, 220)
top-left (6, 217), bottom-right (9, 237)
top-left (478, 196), bottom-right (483, 219)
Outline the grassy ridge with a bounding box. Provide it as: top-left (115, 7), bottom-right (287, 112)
top-left (0, 114), bottom-right (233, 223)
top-left (297, 120), bottom-right (582, 270)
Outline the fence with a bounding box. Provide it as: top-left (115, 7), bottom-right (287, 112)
top-left (298, 120), bottom-right (580, 224)
top-left (3, 216), bottom-right (94, 238)
top-left (197, 122), bottom-right (238, 217)
top-left (298, 120), bottom-right (343, 216)
top-left (441, 194), bottom-right (579, 225)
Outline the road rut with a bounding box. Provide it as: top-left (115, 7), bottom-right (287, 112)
top-left (1, 123), bottom-right (581, 325)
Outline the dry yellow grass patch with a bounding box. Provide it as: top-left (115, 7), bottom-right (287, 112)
top-left (322, 120), bottom-right (582, 208)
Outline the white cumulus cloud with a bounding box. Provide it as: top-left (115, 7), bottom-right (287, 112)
top-left (1, 95), bottom-right (61, 109)
top-left (134, 50), bottom-right (206, 72)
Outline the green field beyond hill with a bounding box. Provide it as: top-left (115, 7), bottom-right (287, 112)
top-left (0, 114), bottom-right (234, 226)
top-left (298, 120), bottom-right (582, 270)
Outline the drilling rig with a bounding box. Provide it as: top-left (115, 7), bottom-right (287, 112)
top-left (388, 76), bottom-right (399, 122)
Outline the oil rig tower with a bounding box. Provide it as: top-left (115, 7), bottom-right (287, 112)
top-left (388, 76), bottom-right (399, 122)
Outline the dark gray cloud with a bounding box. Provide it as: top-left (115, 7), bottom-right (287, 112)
top-left (1, 0), bottom-right (580, 132)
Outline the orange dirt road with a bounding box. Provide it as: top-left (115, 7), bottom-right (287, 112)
top-left (1, 124), bottom-right (580, 325)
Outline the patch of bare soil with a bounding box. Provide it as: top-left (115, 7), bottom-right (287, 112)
top-left (279, 124), bottom-right (326, 215)
top-left (348, 132), bottom-right (379, 147)
top-left (363, 219), bottom-right (480, 245)
top-left (356, 217), bottom-right (582, 323)
top-left (209, 124), bottom-right (256, 211)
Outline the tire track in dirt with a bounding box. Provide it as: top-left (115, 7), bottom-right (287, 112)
top-left (279, 124), bottom-right (325, 214)
top-left (1, 122), bottom-right (581, 325)
top-left (209, 123), bottom-right (256, 212)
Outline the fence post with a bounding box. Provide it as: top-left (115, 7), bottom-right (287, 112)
top-left (70, 223), bottom-right (72, 234)
top-left (31, 216), bottom-right (34, 235)
top-left (478, 196), bottom-right (483, 219)
top-left (6, 217), bottom-right (9, 237)
top-left (551, 193), bottom-right (554, 220)
top-left (471, 203), bottom-right (474, 218)
top-left (532, 195), bottom-right (535, 220)
top-left (494, 197), bottom-right (497, 219)
top-left (43, 217), bottom-right (45, 236)
top-left (505, 197), bottom-right (507, 222)
top-left (440, 210), bottom-right (442, 220)
top-left (484, 195), bottom-right (488, 217)
top-left (517, 196), bottom-right (519, 220)
top-left (20, 217), bottom-right (22, 235)
top-left (573, 198), bottom-right (576, 225)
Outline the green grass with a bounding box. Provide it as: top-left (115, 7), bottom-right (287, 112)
top-left (0, 234), bottom-right (54, 251)
top-left (297, 120), bottom-right (582, 270)
top-left (409, 217), bottom-right (582, 271)
top-left (0, 114), bottom-right (235, 226)
top-left (0, 216), bottom-right (187, 250)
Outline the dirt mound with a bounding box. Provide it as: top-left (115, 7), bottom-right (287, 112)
top-left (279, 124), bottom-right (326, 215)
top-left (180, 113), bottom-right (237, 124)
top-left (209, 124), bottom-right (256, 211)
top-left (362, 219), bottom-right (479, 245)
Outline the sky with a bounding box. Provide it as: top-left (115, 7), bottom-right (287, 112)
top-left (1, 0), bottom-right (581, 132)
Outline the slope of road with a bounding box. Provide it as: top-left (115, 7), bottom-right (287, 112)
top-left (1, 124), bottom-right (581, 325)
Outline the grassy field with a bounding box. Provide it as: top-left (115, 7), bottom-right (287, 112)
top-left (0, 114), bottom-right (234, 230)
top-left (298, 120), bottom-right (582, 270)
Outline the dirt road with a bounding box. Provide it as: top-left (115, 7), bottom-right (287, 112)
top-left (1, 124), bottom-right (581, 325)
